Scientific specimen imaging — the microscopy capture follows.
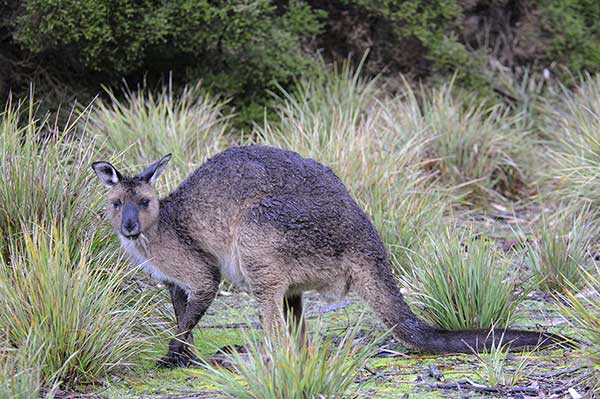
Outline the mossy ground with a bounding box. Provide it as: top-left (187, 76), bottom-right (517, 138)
top-left (100, 288), bottom-right (588, 399)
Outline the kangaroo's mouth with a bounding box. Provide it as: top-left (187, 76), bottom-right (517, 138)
top-left (122, 233), bottom-right (140, 240)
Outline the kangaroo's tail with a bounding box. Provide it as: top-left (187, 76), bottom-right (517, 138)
top-left (358, 263), bottom-right (572, 354)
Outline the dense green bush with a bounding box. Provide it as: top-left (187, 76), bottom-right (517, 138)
top-left (13, 0), bottom-right (324, 121)
top-left (540, 0), bottom-right (600, 73)
top-left (310, 0), bottom-right (468, 75)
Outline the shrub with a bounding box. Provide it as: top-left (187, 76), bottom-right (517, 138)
top-left (540, 0), bottom-right (600, 73)
top-left (401, 227), bottom-right (527, 330)
top-left (14, 0), bottom-right (324, 122)
top-left (203, 317), bottom-right (384, 398)
top-left (310, 0), bottom-right (467, 75)
top-left (524, 206), bottom-right (597, 293)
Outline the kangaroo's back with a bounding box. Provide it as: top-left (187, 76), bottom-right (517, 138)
top-left (164, 145), bottom-right (385, 258)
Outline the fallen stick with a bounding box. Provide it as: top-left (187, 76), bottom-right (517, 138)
top-left (306, 300), bottom-right (351, 315)
top-left (429, 380), bottom-right (540, 395)
top-left (199, 321), bottom-right (261, 329)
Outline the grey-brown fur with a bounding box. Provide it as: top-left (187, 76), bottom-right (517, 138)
top-left (92, 145), bottom-right (564, 367)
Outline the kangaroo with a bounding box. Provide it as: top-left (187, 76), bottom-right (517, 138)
top-left (92, 145), bottom-right (563, 367)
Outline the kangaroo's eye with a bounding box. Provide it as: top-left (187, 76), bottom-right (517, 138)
top-left (139, 199), bottom-right (150, 208)
top-left (112, 200), bottom-right (122, 209)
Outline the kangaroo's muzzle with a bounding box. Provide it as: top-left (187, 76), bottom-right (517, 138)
top-left (121, 203), bottom-right (140, 239)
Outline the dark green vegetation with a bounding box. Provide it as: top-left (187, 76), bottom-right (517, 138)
top-left (3, 0), bottom-right (600, 123)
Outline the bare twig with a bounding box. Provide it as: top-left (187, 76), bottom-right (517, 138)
top-left (306, 300), bottom-right (351, 315)
top-left (199, 321), bottom-right (261, 329)
top-left (362, 365), bottom-right (396, 383)
top-left (429, 380), bottom-right (540, 395)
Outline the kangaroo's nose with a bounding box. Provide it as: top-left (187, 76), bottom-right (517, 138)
top-left (123, 221), bottom-right (139, 234)
top-left (121, 221), bottom-right (140, 238)
top-left (121, 203), bottom-right (140, 238)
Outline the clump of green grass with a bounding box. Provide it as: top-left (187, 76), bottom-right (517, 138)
top-left (89, 83), bottom-right (229, 175)
top-left (0, 95), bottom-right (99, 248)
top-left (401, 227), bottom-right (528, 330)
top-left (472, 331), bottom-right (537, 388)
top-left (558, 262), bottom-right (600, 395)
top-left (423, 84), bottom-right (533, 206)
top-left (0, 333), bottom-right (60, 399)
top-left (524, 206), bottom-right (597, 293)
top-left (256, 62), bottom-right (444, 269)
top-left (543, 74), bottom-right (600, 208)
top-left (203, 318), bottom-right (384, 398)
top-left (0, 223), bottom-right (162, 389)
top-left (0, 96), bottom-right (164, 389)
top-left (373, 78), bottom-right (536, 207)
top-left (0, 347), bottom-right (42, 399)
top-left (558, 262), bottom-right (600, 366)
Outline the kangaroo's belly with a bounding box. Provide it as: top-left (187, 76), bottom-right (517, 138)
top-left (218, 252), bottom-right (250, 291)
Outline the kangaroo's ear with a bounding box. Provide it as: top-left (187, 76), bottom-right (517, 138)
top-left (92, 161), bottom-right (123, 188)
top-left (139, 154), bottom-right (172, 185)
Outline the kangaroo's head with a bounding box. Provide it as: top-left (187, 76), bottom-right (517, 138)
top-left (91, 154), bottom-right (171, 241)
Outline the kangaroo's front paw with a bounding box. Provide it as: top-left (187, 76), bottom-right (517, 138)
top-left (158, 351), bottom-right (201, 368)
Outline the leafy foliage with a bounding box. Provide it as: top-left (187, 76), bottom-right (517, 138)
top-left (14, 0), bottom-right (324, 121)
top-left (541, 0), bottom-right (600, 72)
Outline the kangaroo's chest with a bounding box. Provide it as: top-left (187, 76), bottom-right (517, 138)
top-left (119, 235), bottom-right (187, 289)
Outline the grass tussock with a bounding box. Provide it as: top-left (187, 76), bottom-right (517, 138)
top-left (472, 332), bottom-right (537, 388)
top-left (0, 95), bottom-right (99, 249)
top-left (524, 206), bottom-right (598, 293)
top-left (424, 87), bottom-right (532, 205)
top-left (89, 83), bottom-right (229, 177)
top-left (0, 340), bottom-right (43, 399)
top-left (0, 95), bottom-right (163, 390)
top-left (203, 318), bottom-right (384, 399)
top-left (0, 224), bottom-right (162, 389)
top-left (558, 262), bottom-right (600, 366)
top-left (543, 74), bottom-right (600, 208)
top-left (401, 227), bottom-right (527, 330)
